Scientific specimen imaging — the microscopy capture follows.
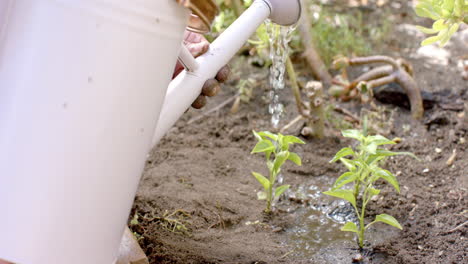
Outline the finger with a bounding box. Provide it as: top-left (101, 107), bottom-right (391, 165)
top-left (202, 79), bottom-right (221, 97)
top-left (191, 95), bottom-right (207, 109)
top-left (216, 65), bottom-right (231, 83)
top-left (186, 41), bottom-right (209, 58)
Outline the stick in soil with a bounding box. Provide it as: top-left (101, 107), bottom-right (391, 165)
top-left (444, 220), bottom-right (468, 234)
top-left (298, 0), bottom-right (333, 87)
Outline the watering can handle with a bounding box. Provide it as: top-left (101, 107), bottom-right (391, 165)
top-left (178, 44), bottom-right (199, 72)
top-left (152, 0), bottom-right (272, 144)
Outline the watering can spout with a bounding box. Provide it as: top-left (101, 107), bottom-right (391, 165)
top-left (152, 0), bottom-right (301, 145)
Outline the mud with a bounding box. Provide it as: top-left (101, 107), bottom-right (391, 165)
top-left (129, 1), bottom-right (467, 263)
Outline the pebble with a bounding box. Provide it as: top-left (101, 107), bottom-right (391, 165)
top-left (435, 148), bottom-right (442, 153)
top-left (422, 168), bottom-right (430, 173)
top-left (352, 253), bottom-right (364, 263)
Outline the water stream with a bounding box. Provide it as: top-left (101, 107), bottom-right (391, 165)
top-left (266, 21), bottom-right (294, 129)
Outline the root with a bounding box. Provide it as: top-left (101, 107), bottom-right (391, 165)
top-left (333, 56), bottom-right (424, 119)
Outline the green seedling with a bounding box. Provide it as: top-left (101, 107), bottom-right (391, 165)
top-left (324, 129), bottom-right (417, 249)
top-left (251, 131), bottom-right (305, 213)
top-left (415, 0), bottom-right (467, 46)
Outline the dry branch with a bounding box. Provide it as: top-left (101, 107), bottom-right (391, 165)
top-left (334, 56), bottom-right (424, 119)
top-left (298, 1), bottom-right (332, 86)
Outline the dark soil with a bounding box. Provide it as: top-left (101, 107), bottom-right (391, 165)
top-left (129, 1), bottom-right (467, 263)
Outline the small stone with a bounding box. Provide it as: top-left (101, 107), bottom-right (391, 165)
top-left (352, 253), bottom-right (364, 263)
top-left (438, 251), bottom-right (444, 256)
top-left (418, 245), bottom-right (423, 250)
top-left (460, 138), bottom-right (466, 144)
top-left (429, 184), bottom-right (434, 188)
top-left (435, 148), bottom-right (442, 153)
top-left (423, 168), bottom-right (430, 173)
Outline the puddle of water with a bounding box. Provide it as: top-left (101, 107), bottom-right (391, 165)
top-left (279, 175), bottom-right (400, 262)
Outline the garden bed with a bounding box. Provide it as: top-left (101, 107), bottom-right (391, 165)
top-left (129, 1), bottom-right (467, 263)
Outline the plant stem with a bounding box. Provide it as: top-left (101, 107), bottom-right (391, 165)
top-left (266, 169), bottom-right (274, 213)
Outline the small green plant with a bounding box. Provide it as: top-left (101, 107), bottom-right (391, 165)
top-left (251, 131), bottom-right (305, 213)
top-left (415, 0), bottom-right (467, 46)
top-left (324, 129), bottom-right (417, 249)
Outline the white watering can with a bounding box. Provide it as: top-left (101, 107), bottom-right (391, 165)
top-left (0, 0), bottom-right (301, 263)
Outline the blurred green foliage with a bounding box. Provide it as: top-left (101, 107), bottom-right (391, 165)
top-left (308, 7), bottom-right (391, 66)
top-left (415, 0), bottom-right (467, 47)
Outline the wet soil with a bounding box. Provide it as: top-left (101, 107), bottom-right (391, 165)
top-left (129, 1), bottom-right (467, 263)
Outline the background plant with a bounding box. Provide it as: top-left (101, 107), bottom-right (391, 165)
top-left (251, 131), bottom-right (305, 213)
top-left (415, 0), bottom-right (468, 46)
top-left (324, 129), bottom-right (417, 249)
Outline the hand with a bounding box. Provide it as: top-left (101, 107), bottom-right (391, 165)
top-left (173, 31), bottom-right (230, 109)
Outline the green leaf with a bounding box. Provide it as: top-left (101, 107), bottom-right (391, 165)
top-left (330, 147), bottom-right (355, 163)
top-left (252, 172), bottom-right (270, 191)
top-left (283, 135), bottom-right (306, 145)
top-left (369, 187), bottom-right (381, 196)
top-left (333, 172), bottom-right (358, 190)
top-left (374, 168), bottom-right (400, 193)
top-left (367, 135), bottom-right (396, 146)
top-left (287, 152), bottom-right (302, 166)
top-left (340, 158), bottom-right (356, 172)
top-left (342, 130), bottom-right (363, 141)
top-left (257, 191), bottom-right (267, 200)
top-left (252, 130), bottom-right (262, 141)
top-left (257, 131), bottom-right (278, 141)
top-left (432, 19), bottom-right (448, 30)
top-left (374, 214), bottom-right (403, 230)
top-left (341, 222), bottom-right (359, 233)
top-left (363, 142), bottom-right (378, 155)
top-left (323, 189), bottom-right (356, 208)
top-left (366, 149), bottom-right (418, 164)
top-left (275, 184), bottom-right (290, 198)
top-left (251, 139), bottom-right (275, 154)
top-left (416, 25), bottom-right (440, 34)
top-left (273, 151), bottom-right (290, 174)
top-left (415, 5), bottom-right (441, 20)
top-left (421, 35), bottom-right (442, 46)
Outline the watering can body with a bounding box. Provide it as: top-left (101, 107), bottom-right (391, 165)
top-left (0, 0), bottom-right (300, 263)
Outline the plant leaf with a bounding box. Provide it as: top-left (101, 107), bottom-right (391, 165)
top-left (342, 129), bottom-right (363, 141)
top-left (275, 184), bottom-right (290, 198)
top-left (415, 25), bottom-right (440, 34)
top-left (369, 187), bottom-right (381, 196)
top-left (251, 139), bottom-right (275, 153)
top-left (252, 172), bottom-right (270, 191)
top-left (323, 189), bottom-right (356, 208)
top-left (341, 222), bottom-right (359, 233)
top-left (257, 191), bottom-right (267, 200)
top-left (333, 172), bottom-right (358, 190)
top-left (374, 214), bottom-right (403, 230)
top-left (367, 135), bottom-right (396, 146)
top-left (363, 142), bottom-right (378, 155)
top-left (283, 135), bottom-right (306, 145)
top-left (330, 147), bottom-right (355, 163)
top-left (273, 151), bottom-right (290, 174)
top-left (257, 131), bottom-right (278, 141)
top-left (374, 168), bottom-right (400, 193)
top-left (421, 35), bottom-right (442, 46)
top-left (288, 152), bottom-right (302, 166)
top-left (340, 158), bottom-right (356, 172)
top-left (252, 130), bottom-right (262, 141)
